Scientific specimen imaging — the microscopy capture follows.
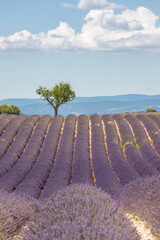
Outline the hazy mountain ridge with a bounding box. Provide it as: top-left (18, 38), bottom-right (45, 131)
top-left (0, 94), bottom-right (160, 116)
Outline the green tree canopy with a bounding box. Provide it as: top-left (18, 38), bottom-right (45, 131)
top-left (0, 104), bottom-right (20, 115)
top-left (36, 82), bottom-right (76, 116)
top-left (146, 108), bottom-right (157, 112)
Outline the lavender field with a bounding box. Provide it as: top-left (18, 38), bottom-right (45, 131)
top-left (0, 113), bottom-right (160, 240)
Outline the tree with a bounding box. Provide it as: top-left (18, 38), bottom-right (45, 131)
top-left (0, 104), bottom-right (20, 115)
top-left (36, 82), bottom-right (76, 116)
top-left (146, 108), bottom-right (157, 112)
top-left (10, 105), bottom-right (21, 115)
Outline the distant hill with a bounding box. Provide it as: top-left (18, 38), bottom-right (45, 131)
top-left (0, 94), bottom-right (160, 116)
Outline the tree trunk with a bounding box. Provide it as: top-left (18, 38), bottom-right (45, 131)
top-left (54, 107), bottom-right (58, 116)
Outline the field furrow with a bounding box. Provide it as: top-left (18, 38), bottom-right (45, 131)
top-left (0, 113), bottom-right (160, 200)
top-left (69, 116), bottom-right (78, 184)
top-left (16, 115), bottom-right (64, 198)
top-left (38, 116), bottom-right (65, 198)
top-left (39, 114), bottom-right (76, 199)
top-left (113, 114), bottom-right (159, 177)
top-left (0, 115), bottom-right (28, 159)
top-left (137, 115), bottom-right (160, 155)
top-left (0, 115), bottom-right (17, 136)
top-left (0, 115), bottom-right (40, 177)
top-left (71, 115), bottom-right (93, 185)
top-left (102, 115), bottom-right (139, 185)
top-left (0, 115), bottom-right (52, 192)
top-left (125, 114), bottom-right (160, 171)
top-left (90, 115), bottom-right (121, 197)
top-left (88, 118), bottom-right (97, 185)
top-left (148, 114), bottom-right (160, 129)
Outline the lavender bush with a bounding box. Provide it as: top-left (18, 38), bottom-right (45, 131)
top-left (113, 114), bottom-right (134, 145)
top-left (20, 184), bottom-right (140, 240)
top-left (90, 115), bottom-right (121, 197)
top-left (16, 115), bottom-right (64, 198)
top-left (137, 114), bottom-right (160, 155)
top-left (0, 114), bottom-right (16, 136)
top-left (118, 174), bottom-right (160, 238)
top-left (0, 115), bottom-right (27, 159)
top-left (102, 115), bottom-right (139, 185)
top-left (113, 114), bottom-right (159, 176)
top-left (0, 115), bottom-right (39, 177)
top-left (39, 114), bottom-right (76, 199)
top-left (0, 115), bottom-right (52, 192)
top-left (71, 115), bottom-right (93, 185)
top-left (0, 189), bottom-right (40, 240)
top-left (125, 143), bottom-right (159, 176)
top-left (148, 114), bottom-right (160, 129)
top-left (125, 114), bottom-right (160, 170)
top-left (125, 114), bottom-right (148, 145)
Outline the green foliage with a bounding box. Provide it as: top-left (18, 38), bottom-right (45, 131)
top-left (0, 104), bottom-right (20, 115)
top-left (121, 141), bottom-right (133, 150)
top-left (136, 144), bottom-right (140, 150)
top-left (120, 143), bottom-right (125, 150)
top-left (146, 108), bottom-right (157, 112)
top-left (36, 82), bottom-right (76, 116)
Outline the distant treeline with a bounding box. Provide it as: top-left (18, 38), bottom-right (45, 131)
top-left (0, 104), bottom-right (20, 115)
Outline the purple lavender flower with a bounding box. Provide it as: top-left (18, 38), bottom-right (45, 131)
top-left (113, 114), bottom-right (134, 145)
top-left (0, 115), bottom-right (52, 192)
top-left (90, 114), bottom-right (121, 198)
top-left (71, 115), bottom-right (93, 185)
top-left (0, 115), bottom-right (40, 177)
top-left (114, 114), bottom-right (159, 177)
top-left (20, 184), bottom-right (140, 240)
top-left (118, 174), bottom-right (160, 238)
top-left (102, 115), bottom-right (139, 185)
top-left (125, 114), bottom-right (160, 170)
top-left (39, 114), bottom-right (76, 199)
top-left (0, 115), bottom-right (27, 159)
top-left (148, 114), bottom-right (160, 129)
top-left (0, 189), bottom-right (40, 240)
top-left (137, 114), bottom-right (160, 155)
top-left (16, 115), bottom-right (64, 198)
top-left (0, 114), bottom-right (16, 136)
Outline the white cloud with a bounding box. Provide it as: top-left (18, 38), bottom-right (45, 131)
top-left (77, 0), bottom-right (125, 10)
top-left (61, 3), bottom-right (75, 9)
top-left (61, 0), bottom-right (125, 10)
top-left (0, 7), bottom-right (160, 52)
top-left (0, 22), bottom-right (76, 51)
top-left (74, 7), bottom-right (160, 51)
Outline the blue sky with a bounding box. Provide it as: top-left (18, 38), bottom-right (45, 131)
top-left (0, 0), bottom-right (160, 99)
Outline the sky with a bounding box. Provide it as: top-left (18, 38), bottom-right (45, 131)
top-left (0, 0), bottom-right (160, 99)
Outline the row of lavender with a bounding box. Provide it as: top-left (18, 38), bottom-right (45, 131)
top-left (0, 115), bottom-right (52, 192)
top-left (0, 115), bottom-right (39, 177)
top-left (0, 113), bottom-right (160, 199)
top-left (0, 115), bottom-right (28, 159)
top-left (90, 115), bottom-right (121, 197)
top-left (125, 114), bottom-right (160, 170)
top-left (113, 114), bottom-right (159, 176)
